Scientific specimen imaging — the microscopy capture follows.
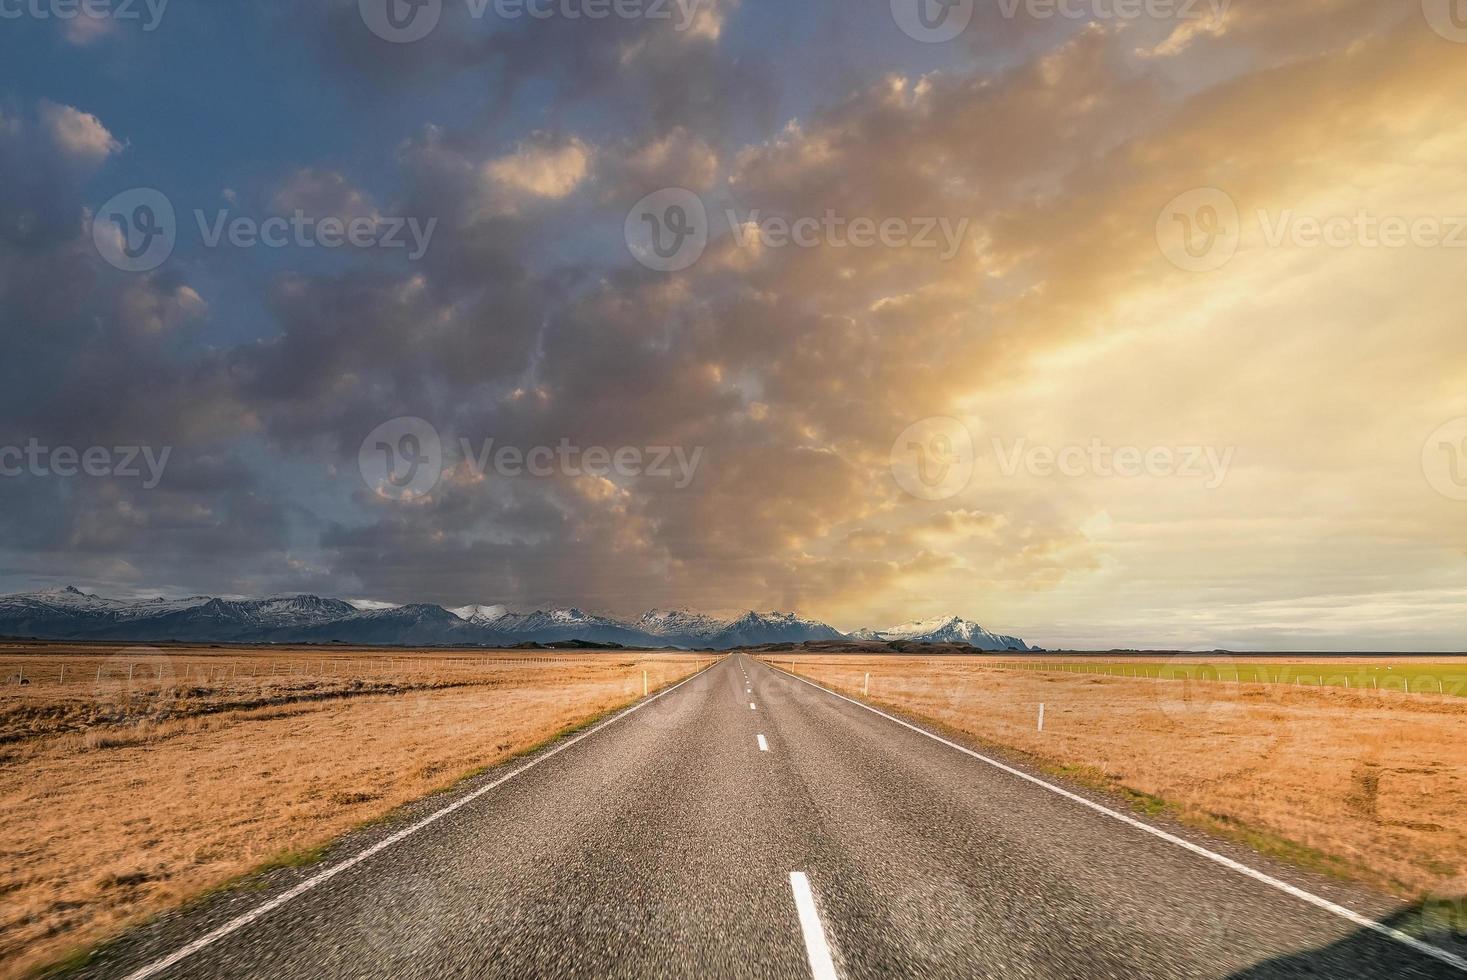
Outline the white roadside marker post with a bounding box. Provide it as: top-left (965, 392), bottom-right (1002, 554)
top-left (644, 670), bottom-right (649, 697)
top-left (863, 672), bottom-right (870, 696)
top-left (1038, 703), bottom-right (1045, 732)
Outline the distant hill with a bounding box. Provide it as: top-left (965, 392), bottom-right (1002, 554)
top-left (0, 587), bottom-right (1030, 652)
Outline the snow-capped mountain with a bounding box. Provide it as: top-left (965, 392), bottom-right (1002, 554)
top-left (126, 595), bottom-right (360, 641)
top-left (480, 609), bottom-right (655, 647)
top-left (859, 615), bottom-right (1031, 652)
top-left (634, 610), bottom-right (844, 648)
top-left (293, 603), bottom-right (473, 646)
top-left (708, 611), bottom-right (846, 648)
top-left (635, 610), bottom-right (727, 642)
top-left (0, 586), bottom-right (210, 635)
top-left (449, 604), bottom-right (509, 626)
top-left (0, 587), bottom-right (1030, 651)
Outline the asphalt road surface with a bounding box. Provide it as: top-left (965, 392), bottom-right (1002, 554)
top-left (77, 654), bottom-right (1466, 980)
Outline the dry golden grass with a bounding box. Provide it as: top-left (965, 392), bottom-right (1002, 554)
top-left (0, 644), bottom-right (713, 979)
top-left (764, 655), bottom-right (1467, 902)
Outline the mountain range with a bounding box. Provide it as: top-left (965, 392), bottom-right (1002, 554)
top-left (0, 587), bottom-right (1031, 652)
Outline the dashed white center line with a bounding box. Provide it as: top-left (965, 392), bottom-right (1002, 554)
top-left (789, 872), bottom-right (838, 980)
top-left (757, 734), bottom-right (769, 752)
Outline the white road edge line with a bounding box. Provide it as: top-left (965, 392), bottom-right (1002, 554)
top-left (758, 734), bottom-right (770, 752)
top-left (119, 662), bottom-right (721, 980)
top-left (790, 872), bottom-right (839, 980)
top-left (765, 662), bottom-right (1467, 974)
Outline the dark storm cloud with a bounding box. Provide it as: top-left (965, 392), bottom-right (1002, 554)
top-left (0, 449), bottom-right (303, 595)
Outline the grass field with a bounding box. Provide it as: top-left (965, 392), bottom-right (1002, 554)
top-left (0, 644), bottom-right (714, 979)
top-left (982, 657), bottom-right (1467, 697)
top-left (761, 654), bottom-right (1467, 906)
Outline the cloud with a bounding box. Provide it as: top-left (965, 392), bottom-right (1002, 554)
top-left (39, 101), bottom-right (123, 165)
top-left (0, 100), bottom-right (121, 249)
top-left (481, 133), bottom-right (592, 209)
top-left (62, 12), bottom-right (119, 46)
top-left (271, 169), bottom-right (379, 222)
top-left (7, 4), bottom-right (1467, 648)
top-left (601, 127), bottom-right (721, 197)
top-left (309, 0), bottom-right (774, 139)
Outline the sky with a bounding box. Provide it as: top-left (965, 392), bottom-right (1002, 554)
top-left (1, 0), bottom-right (1465, 651)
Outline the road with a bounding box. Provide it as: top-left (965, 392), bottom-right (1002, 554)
top-left (77, 653), bottom-right (1465, 979)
